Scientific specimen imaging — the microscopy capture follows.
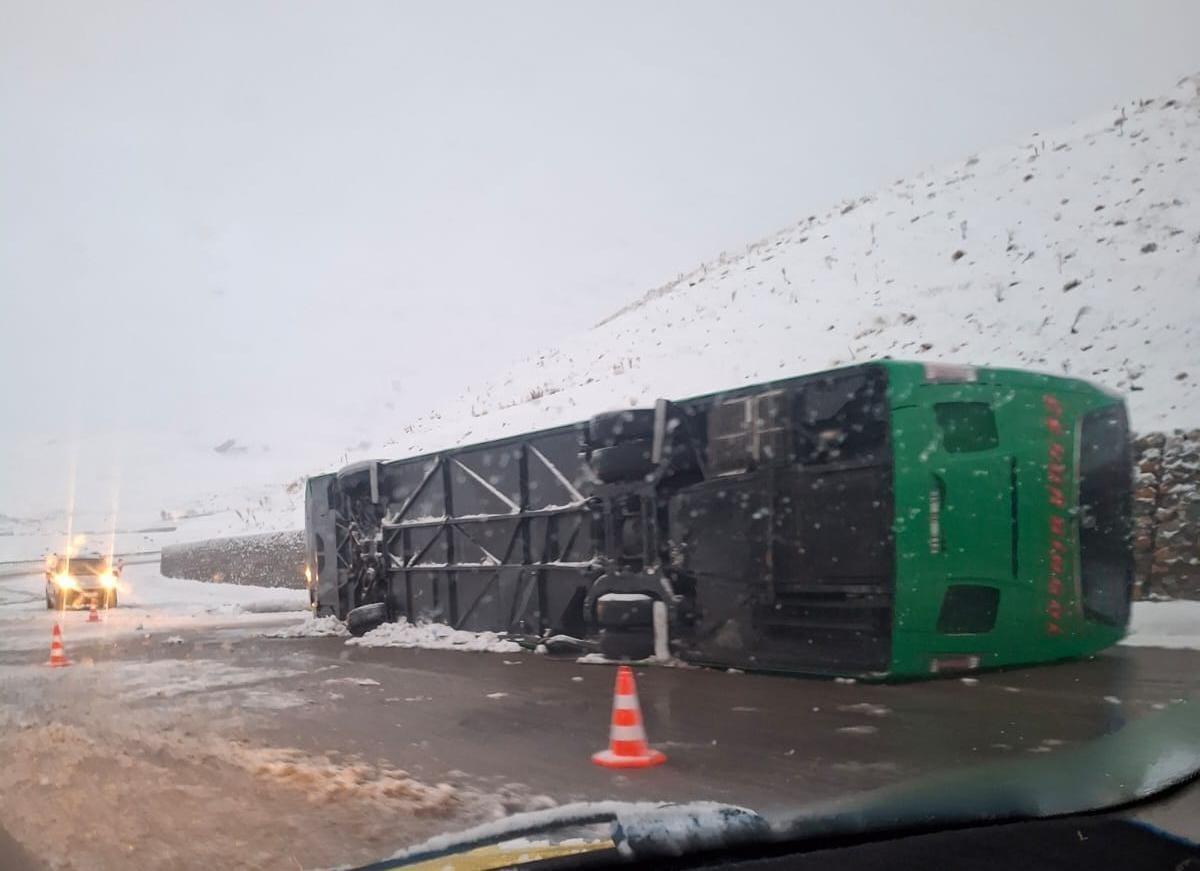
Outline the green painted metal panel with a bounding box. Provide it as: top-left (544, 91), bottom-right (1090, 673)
top-left (881, 360), bottom-right (1128, 677)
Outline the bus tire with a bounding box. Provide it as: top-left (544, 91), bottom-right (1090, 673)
top-left (590, 441), bottom-right (655, 483)
top-left (587, 409), bottom-right (655, 447)
top-left (596, 593), bottom-right (655, 629)
top-left (599, 628), bottom-right (655, 661)
top-left (347, 602), bottom-right (388, 637)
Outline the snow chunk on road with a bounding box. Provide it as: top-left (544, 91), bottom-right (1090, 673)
top-left (346, 618), bottom-right (522, 653)
top-left (323, 677), bottom-right (381, 687)
top-left (1121, 601), bottom-right (1200, 650)
top-left (268, 615), bottom-right (350, 638)
top-left (837, 725), bottom-right (879, 736)
top-left (837, 703), bottom-right (891, 717)
top-left (237, 746), bottom-right (459, 815)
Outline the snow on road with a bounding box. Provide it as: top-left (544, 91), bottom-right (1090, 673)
top-left (0, 562), bottom-right (307, 653)
top-left (346, 617), bottom-right (523, 653)
top-left (0, 560), bottom-right (554, 869)
top-left (1122, 600), bottom-right (1200, 650)
top-left (0, 683), bottom-right (534, 870)
top-left (268, 613), bottom-right (350, 638)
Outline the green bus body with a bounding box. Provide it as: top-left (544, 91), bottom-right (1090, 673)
top-left (884, 361), bottom-right (1132, 676)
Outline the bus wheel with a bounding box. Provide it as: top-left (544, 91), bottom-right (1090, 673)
top-left (347, 602), bottom-right (388, 637)
top-left (596, 592), bottom-right (655, 629)
top-left (589, 440), bottom-right (655, 482)
top-left (600, 628), bottom-right (654, 661)
top-left (587, 409), bottom-right (655, 446)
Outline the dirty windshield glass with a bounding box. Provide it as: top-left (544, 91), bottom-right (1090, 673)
top-left (54, 557), bottom-right (107, 573)
top-left (2, 3), bottom-right (1199, 869)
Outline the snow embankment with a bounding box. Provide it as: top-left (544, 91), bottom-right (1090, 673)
top-left (120, 564), bottom-right (307, 615)
top-left (362, 73), bottom-right (1200, 469)
top-left (1122, 600), bottom-right (1200, 650)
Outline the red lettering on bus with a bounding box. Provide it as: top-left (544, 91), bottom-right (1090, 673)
top-left (1042, 394), bottom-right (1070, 637)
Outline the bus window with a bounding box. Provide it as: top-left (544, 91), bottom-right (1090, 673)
top-left (707, 390), bottom-right (789, 474)
top-left (1079, 404), bottom-right (1133, 626)
top-left (794, 371), bottom-right (888, 465)
top-left (934, 402), bottom-right (999, 453)
top-left (936, 584), bottom-right (1000, 634)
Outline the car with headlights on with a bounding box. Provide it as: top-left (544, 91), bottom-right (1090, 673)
top-left (44, 554), bottom-right (120, 610)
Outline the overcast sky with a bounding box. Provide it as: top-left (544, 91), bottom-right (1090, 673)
top-left (3, 0), bottom-right (1199, 450)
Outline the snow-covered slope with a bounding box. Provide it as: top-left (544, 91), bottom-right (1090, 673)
top-left (4, 74), bottom-right (1199, 559)
top-left (381, 74), bottom-right (1199, 463)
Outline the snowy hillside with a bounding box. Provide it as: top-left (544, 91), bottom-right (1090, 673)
top-left (4, 74), bottom-right (1199, 559)
top-left (381, 74), bottom-right (1199, 463)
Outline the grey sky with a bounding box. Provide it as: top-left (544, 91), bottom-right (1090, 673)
top-left (2, 0), bottom-right (1198, 447)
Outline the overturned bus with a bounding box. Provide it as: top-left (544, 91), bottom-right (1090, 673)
top-left (304, 360), bottom-right (1133, 678)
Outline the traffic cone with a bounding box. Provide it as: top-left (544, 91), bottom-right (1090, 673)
top-left (592, 665), bottom-right (665, 769)
top-left (47, 623), bottom-right (70, 668)
top-left (87, 601), bottom-right (100, 623)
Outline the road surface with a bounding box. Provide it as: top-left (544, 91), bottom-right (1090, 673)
top-left (1, 567), bottom-right (1198, 869)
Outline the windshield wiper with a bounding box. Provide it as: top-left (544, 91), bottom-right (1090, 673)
top-left (358, 801), bottom-right (769, 869)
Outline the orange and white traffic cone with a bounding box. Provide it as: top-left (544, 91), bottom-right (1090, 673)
top-left (87, 601), bottom-right (100, 623)
top-left (592, 665), bottom-right (666, 769)
top-left (47, 623), bottom-right (71, 668)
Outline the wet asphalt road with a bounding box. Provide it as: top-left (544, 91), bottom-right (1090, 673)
top-left (3, 558), bottom-right (1199, 871)
top-left (37, 621), bottom-right (1200, 814)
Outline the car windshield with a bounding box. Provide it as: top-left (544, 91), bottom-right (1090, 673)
top-left (59, 558), bottom-right (107, 574)
top-left (2, 3), bottom-right (1199, 870)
